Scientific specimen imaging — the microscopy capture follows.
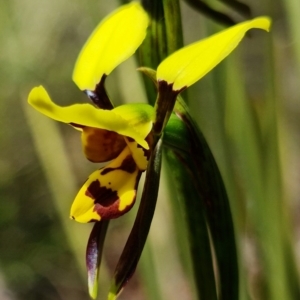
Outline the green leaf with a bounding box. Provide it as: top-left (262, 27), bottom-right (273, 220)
top-left (164, 100), bottom-right (239, 300)
top-left (164, 143), bottom-right (218, 300)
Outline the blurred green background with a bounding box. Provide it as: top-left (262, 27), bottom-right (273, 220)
top-left (1, 0), bottom-right (300, 299)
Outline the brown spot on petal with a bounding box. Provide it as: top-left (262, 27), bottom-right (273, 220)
top-left (86, 180), bottom-right (119, 207)
top-left (85, 179), bottom-right (126, 219)
top-left (126, 137), bottom-right (135, 143)
top-left (154, 80), bottom-right (185, 135)
top-left (101, 155), bottom-right (136, 175)
top-left (85, 74), bottom-right (114, 110)
top-left (120, 155), bottom-right (137, 173)
top-left (82, 128), bottom-right (126, 163)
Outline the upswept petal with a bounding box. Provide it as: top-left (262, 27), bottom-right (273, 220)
top-left (157, 17), bottom-right (271, 91)
top-left (70, 146), bottom-right (141, 223)
top-left (28, 86), bottom-right (154, 149)
top-left (73, 2), bottom-right (149, 91)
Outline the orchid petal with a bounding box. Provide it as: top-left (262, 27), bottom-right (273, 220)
top-left (70, 146), bottom-right (141, 223)
top-left (28, 86), bottom-right (154, 149)
top-left (157, 17), bottom-right (271, 91)
top-left (81, 127), bottom-right (126, 163)
top-left (73, 2), bottom-right (149, 91)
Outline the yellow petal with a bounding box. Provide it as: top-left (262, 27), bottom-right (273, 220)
top-left (157, 16), bottom-right (271, 91)
top-left (70, 146), bottom-right (141, 223)
top-left (73, 2), bottom-right (149, 91)
top-left (28, 86), bottom-right (154, 149)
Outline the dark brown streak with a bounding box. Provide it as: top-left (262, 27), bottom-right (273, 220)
top-left (86, 180), bottom-right (119, 207)
top-left (101, 155), bottom-right (137, 175)
top-left (154, 80), bottom-right (185, 135)
top-left (84, 74), bottom-right (114, 110)
top-left (85, 180), bottom-right (125, 219)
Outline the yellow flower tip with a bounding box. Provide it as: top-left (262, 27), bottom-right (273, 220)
top-left (70, 206), bottom-right (101, 223)
top-left (252, 16), bottom-right (272, 32)
top-left (73, 2), bottom-right (149, 91)
top-left (88, 280), bottom-right (98, 300)
top-left (157, 16), bottom-right (272, 91)
top-left (28, 85), bottom-right (70, 123)
top-left (108, 292), bottom-right (117, 300)
top-left (28, 85), bottom-right (52, 109)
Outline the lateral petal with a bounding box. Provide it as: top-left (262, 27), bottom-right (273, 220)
top-left (28, 86), bottom-right (154, 149)
top-left (73, 2), bottom-right (149, 91)
top-left (157, 17), bottom-right (271, 91)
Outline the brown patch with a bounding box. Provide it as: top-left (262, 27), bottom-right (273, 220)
top-left (82, 128), bottom-right (126, 162)
top-left (120, 155), bottom-right (137, 173)
top-left (85, 179), bottom-right (129, 219)
top-left (84, 74), bottom-right (114, 110)
top-left (86, 180), bottom-right (119, 207)
top-left (101, 155), bottom-right (136, 175)
top-left (154, 80), bottom-right (186, 135)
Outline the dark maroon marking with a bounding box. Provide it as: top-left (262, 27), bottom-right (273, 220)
top-left (85, 180), bottom-right (119, 207)
top-left (120, 155), bottom-right (137, 173)
top-left (126, 137), bottom-right (135, 142)
top-left (84, 74), bottom-right (114, 110)
top-left (70, 122), bottom-right (85, 129)
top-left (101, 155), bottom-right (136, 175)
top-left (84, 170), bottom-right (141, 220)
top-left (84, 179), bottom-right (126, 219)
top-left (154, 80), bottom-right (186, 135)
top-left (89, 219), bottom-right (100, 223)
top-left (86, 180), bottom-right (137, 220)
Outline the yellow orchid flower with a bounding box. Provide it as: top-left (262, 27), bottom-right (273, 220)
top-left (28, 1), bottom-right (270, 225)
top-left (28, 85), bottom-right (153, 223)
top-left (152, 16), bottom-right (271, 134)
top-left (28, 2), bottom-right (153, 223)
top-left (27, 2), bottom-right (271, 299)
top-left (157, 17), bottom-right (271, 91)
